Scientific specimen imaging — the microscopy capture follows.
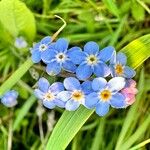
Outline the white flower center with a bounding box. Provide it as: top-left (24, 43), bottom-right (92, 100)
top-left (71, 90), bottom-right (84, 101)
top-left (39, 44), bottom-right (47, 51)
top-left (86, 55), bottom-right (98, 65)
top-left (44, 92), bottom-right (55, 101)
top-left (56, 52), bottom-right (67, 63)
top-left (99, 90), bottom-right (112, 102)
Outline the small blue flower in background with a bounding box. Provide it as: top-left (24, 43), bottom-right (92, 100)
top-left (68, 41), bottom-right (115, 80)
top-left (1, 90), bottom-right (18, 107)
top-left (57, 77), bottom-right (93, 111)
top-left (34, 77), bottom-right (65, 109)
top-left (41, 38), bottom-right (77, 76)
top-left (14, 36), bottom-right (28, 49)
top-left (85, 77), bottom-right (126, 116)
top-left (110, 52), bottom-right (136, 78)
top-left (30, 36), bottom-right (52, 63)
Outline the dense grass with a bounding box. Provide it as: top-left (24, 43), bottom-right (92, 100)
top-left (0, 0), bottom-right (150, 150)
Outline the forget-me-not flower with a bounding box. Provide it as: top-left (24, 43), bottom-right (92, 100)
top-left (41, 38), bottom-right (77, 76)
top-left (14, 36), bottom-right (28, 49)
top-left (57, 77), bottom-right (93, 111)
top-left (1, 90), bottom-right (18, 107)
top-left (85, 77), bottom-right (126, 116)
top-left (34, 77), bottom-right (65, 109)
top-left (30, 36), bottom-right (52, 63)
top-left (68, 41), bottom-right (115, 80)
top-left (110, 52), bottom-right (136, 78)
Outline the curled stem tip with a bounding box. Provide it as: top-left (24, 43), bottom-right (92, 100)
top-left (51, 15), bottom-right (67, 41)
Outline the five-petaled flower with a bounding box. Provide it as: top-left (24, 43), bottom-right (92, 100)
top-left (34, 77), bottom-right (65, 109)
top-left (68, 41), bottom-right (115, 80)
top-left (110, 52), bottom-right (136, 78)
top-left (1, 90), bottom-right (18, 107)
top-left (57, 77), bottom-right (93, 111)
top-left (85, 77), bottom-right (126, 116)
top-left (30, 36), bottom-right (52, 63)
top-left (41, 38), bottom-right (77, 76)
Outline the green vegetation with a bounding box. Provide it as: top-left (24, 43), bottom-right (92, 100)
top-left (0, 0), bottom-right (150, 150)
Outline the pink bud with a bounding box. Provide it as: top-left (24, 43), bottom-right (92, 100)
top-left (121, 79), bottom-right (138, 106)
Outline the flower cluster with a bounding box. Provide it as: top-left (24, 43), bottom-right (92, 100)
top-left (32, 37), bottom-right (138, 116)
top-left (0, 90), bottom-right (18, 107)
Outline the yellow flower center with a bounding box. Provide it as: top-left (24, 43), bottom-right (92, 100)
top-left (100, 90), bottom-right (111, 101)
top-left (72, 90), bottom-right (84, 101)
top-left (86, 55), bottom-right (98, 65)
top-left (115, 64), bottom-right (124, 75)
top-left (44, 92), bottom-right (54, 101)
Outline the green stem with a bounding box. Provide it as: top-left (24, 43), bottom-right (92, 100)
top-left (0, 58), bottom-right (33, 96)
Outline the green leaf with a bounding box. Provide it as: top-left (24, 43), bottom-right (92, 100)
top-left (0, 58), bottom-right (33, 96)
top-left (46, 34), bottom-right (150, 150)
top-left (0, 0), bottom-right (36, 41)
top-left (102, 0), bottom-right (120, 18)
top-left (131, 1), bottom-right (145, 21)
top-left (13, 95), bottom-right (36, 131)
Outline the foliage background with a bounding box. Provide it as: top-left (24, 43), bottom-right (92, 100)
top-left (0, 0), bottom-right (150, 150)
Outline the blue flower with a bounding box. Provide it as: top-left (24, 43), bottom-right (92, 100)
top-left (57, 77), bottom-right (93, 111)
top-left (1, 90), bottom-right (18, 107)
top-left (68, 41), bottom-right (115, 80)
top-left (14, 36), bottom-right (27, 49)
top-left (30, 36), bottom-right (52, 63)
top-left (41, 38), bottom-right (77, 76)
top-left (110, 52), bottom-right (136, 78)
top-left (34, 77), bottom-right (65, 109)
top-left (85, 77), bottom-right (126, 116)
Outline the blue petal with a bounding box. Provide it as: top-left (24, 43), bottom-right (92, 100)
top-left (41, 36), bottom-right (51, 44)
top-left (85, 92), bottom-right (99, 109)
top-left (38, 77), bottom-right (50, 92)
top-left (94, 63), bottom-right (110, 77)
top-left (62, 60), bottom-right (77, 73)
top-left (57, 91), bottom-right (71, 102)
top-left (124, 66), bottom-right (136, 78)
top-left (46, 61), bottom-right (61, 76)
top-left (55, 38), bottom-right (69, 52)
top-left (92, 77), bottom-right (107, 91)
top-left (31, 51), bottom-right (41, 63)
top-left (42, 100), bottom-right (55, 109)
top-left (76, 64), bottom-right (93, 80)
top-left (84, 41), bottom-right (99, 54)
top-left (34, 89), bottom-right (44, 99)
top-left (31, 43), bottom-right (40, 53)
top-left (64, 77), bottom-right (81, 91)
top-left (54, 99), bottom-right (66, 108)
top-left (49, 82), bottom-right (64, 94)
top-left (117, 52), bottom-right (127, 65)
top-left (67, 47), bottom-right (85, 64)
top-left (81, 81), bottom-right (93, 94)
top-left (110, 93), bottom-right (126, 108)
top-left (95, 101), bottom-right (110, 116)
top-left (1, 97), bottom-right (17, 107)
top-left (110, 51), bottom-right (117, 64)
top-left (41, 49), bottom-right (56, 63)
top-left (108, 77), bottom-right (125, 92)
top-left (98, 46), bottom-right (115, 62)
top-left (65, 99), bottom-right (80, 111)
top-left (109, 64), bottom-right (116, 77)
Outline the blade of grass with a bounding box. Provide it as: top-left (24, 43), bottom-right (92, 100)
top-left (90, 118), bottom-right (106, 150)
top-left (129, 138), bottom-right (150, 150)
